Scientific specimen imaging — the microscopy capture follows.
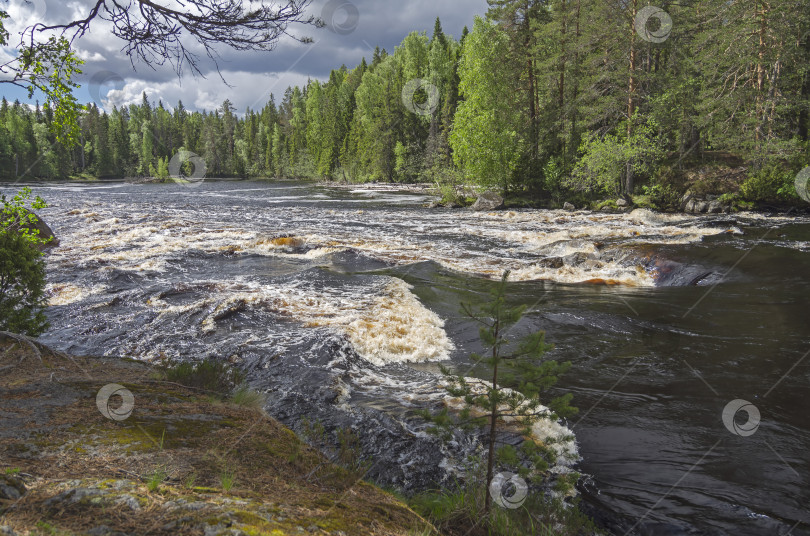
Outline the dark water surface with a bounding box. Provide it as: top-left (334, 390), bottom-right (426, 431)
top-left (7, 180), bottom-right (810, 535)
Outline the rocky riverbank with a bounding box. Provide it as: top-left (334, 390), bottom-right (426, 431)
top-left (0, 333), bottom-right (433, 536)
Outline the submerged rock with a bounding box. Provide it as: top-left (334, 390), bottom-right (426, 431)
top-left (471, 191), bottom-right (504, 211)
top-left (257, 334), bottom-right (578, 496)
top-left (538, 257), bottom-right (565, 269)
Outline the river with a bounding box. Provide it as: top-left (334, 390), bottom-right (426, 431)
top-left (7, 179), bottom-right (810, 535)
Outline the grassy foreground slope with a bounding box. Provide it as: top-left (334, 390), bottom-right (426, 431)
top-left (0, 334), bottom-right (433, 536)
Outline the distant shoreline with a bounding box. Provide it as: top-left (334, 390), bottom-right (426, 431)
top-left (3, 177), bottom-right (807, 215)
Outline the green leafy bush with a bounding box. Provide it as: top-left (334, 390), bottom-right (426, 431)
top-left (426, 166), bottom-right (467, 206)
top-left (434, 182), bottom-right (463, 206)
top-left (0, 229), bottom-right (49, 335)
top-left (0, 188), bottom-right (51, 336)
top-left (542, 156), bottom-right (566, 205)
top-left (641, 183), bottom-right (681, 211)
top-left (1, 188), bottom-right (51, 247)
top-left (739, 163), bottom-right (798, 203)
top-left (568, 119), bottom-right (666, 197)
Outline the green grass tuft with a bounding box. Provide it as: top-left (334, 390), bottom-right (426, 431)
top-left (163, 358), bottom-right (245, 396)
top-left (230, 385), bottom-right (267, 410)
top-left (146, 468), bottom-right (167, 492)
top-left (219, 468), bottom-right (236, 492)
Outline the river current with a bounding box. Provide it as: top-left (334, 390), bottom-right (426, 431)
top-left (8, 180), bottom-right (810, 535)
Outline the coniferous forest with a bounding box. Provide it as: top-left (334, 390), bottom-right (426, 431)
top-left (2, 1), bottom-right (810, 208)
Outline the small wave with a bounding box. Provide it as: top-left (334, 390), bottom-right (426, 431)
top-left (145, 276), bottom-right (453, 365)
top-left (47, 283), bottom-right (108, 306)
top-left (443, 377), bottom-right (579, 470)
top-left (45, 199), bottom-right (736, 286)
top-left (346, 278), bottom-right (453, 365)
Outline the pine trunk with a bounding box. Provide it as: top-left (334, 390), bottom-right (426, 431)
top-left (627, 0), bottom-right (638, 140)
top-left (626, 0), bottom-right (638, 195)
top-left (559, 0), bottom-right (568, 157)
top-left (525, 2), bottom-right (538, 163)
top-left (754, 1), bottom-right (769, 147)
top-left (484, 322), bottom-right (500, 516)
top-left (567, 0), bottom-right (582, 169)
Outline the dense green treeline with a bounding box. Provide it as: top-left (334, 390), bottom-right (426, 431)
top-left (2, 2), bottom-right (809, 207)
top-left (0, 92), bottom-right (276, 180)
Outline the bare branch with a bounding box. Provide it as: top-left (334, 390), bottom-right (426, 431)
top-left (22, 0), bottom-right (320, 78)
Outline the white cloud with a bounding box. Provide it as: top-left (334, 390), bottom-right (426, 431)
top-left (77, 49), bottom-right (105, 62)
top-left (98, 70), bottom-right (315, 114)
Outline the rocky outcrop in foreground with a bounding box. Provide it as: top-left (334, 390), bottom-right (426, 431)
top-left (0, 334), bottom-right (432, 536)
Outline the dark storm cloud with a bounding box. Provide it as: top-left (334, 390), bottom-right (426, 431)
top-left (212, 0), bottom-right (486, 75)
top-left (2, 0), bottom-right (488, 111)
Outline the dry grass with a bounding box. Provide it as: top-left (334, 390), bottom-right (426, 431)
top-left (0, 334), bottom-right (435, 536)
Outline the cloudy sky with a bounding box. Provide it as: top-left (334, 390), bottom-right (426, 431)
top-left (2, 0), bottom-right (488, 113)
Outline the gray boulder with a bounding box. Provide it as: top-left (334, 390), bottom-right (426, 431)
top-left (680, 190), bottom-right (694, 210)
top-left (13, 210), bottom-right (59, 250)
top-left (0, 474), bottom-right (25, 501)
top-left (563, 202), bottom-right (576, 211)
top-left (682, 191), bottom-right (731, 214)
top-left (616, 198), bottom-right (629, 207)
top-left (684, 198), bottom-right (697, 213)
top-left (707, 200), bottom-right (724, 213)
top-left (86, 527), bottom-right (127, 536)
top-left (115, 494), bottom-right (141, 511)
top-left (471, 191), bottom-right (504, 211)
top-left (43, 487), bottom-right (104, 507)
